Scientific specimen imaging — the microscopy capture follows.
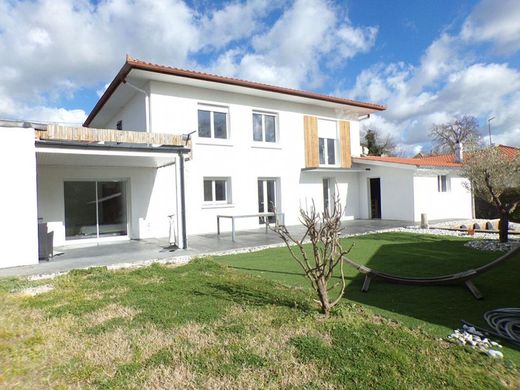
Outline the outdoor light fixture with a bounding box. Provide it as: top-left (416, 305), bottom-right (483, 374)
top-left (487, 116), bottom-right (495, 146)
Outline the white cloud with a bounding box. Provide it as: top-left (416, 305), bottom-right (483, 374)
top-left (0, 0), bottom-right (376, 122)
top-left (461, 0), bottom-right (520, 54)
top-left (212, 0), bottom-right (378, 88)
top-left (346, 0), bottom-right (520, 153)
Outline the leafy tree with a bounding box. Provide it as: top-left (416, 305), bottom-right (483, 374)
top-left (362, 128), bottom-right (396, 156)
top-left (462, 146), bottom-right (520, 242)
top-left (429, 115), bottom-right (481, 154)
top-left (272, 197), bottom-right (352, 316)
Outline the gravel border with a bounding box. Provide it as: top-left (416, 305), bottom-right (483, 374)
top-left (26, 226), bottom-right (519, 281)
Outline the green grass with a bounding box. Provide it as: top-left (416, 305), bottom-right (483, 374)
top-left (0, 233), bottom-right (518, 389)
top-left (216, 232), bottom-right (520, 363)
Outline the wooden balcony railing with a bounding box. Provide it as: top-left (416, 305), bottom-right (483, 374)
top-left (35, 124), bottom-right (190, 148)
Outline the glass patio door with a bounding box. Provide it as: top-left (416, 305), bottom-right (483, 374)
top-left (64, 181), bottom-right (127, 240)
top-left (258, 178), bottom-right (277, 224)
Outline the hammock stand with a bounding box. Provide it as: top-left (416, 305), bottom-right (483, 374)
top-left (343, 246), bottom-right (520, 300)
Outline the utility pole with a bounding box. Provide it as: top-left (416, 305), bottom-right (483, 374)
top-left (487, 116), bottom-right (495, 146)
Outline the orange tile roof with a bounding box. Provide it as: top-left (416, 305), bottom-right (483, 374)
top-left (84, 56), bottom-right (386, 127)
top-left (355, 145), bottom-right (519, 168)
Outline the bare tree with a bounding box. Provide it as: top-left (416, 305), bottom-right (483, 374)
top-left (272, 197), bottom-right (352, 316)
top-left (361, 127), bottom-right (396, 156)
top-left (462, 146), bottom-right (520, 242)
top-left (429, 115), bottom-right (481, 154)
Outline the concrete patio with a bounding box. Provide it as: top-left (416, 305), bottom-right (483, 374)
top-left (0, 219), bottom-right (412, 278)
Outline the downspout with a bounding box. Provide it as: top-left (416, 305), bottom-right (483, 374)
top-left (123, 79), bottom-right (152, 133)
top-left (178, 152), bottom-right (188, 249)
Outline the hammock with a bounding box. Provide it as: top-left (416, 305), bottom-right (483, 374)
top-left (343, 246), bottom-right (520, 299)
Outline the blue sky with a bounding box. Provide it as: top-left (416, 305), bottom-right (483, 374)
top-left (1, 0), bottom-right (519, 154)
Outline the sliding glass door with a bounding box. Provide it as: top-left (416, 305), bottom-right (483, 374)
top-left (64, 180), bottom-right (127, 240)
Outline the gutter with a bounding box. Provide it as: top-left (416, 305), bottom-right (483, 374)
top-left (35, 139), bottom-right (190, 154)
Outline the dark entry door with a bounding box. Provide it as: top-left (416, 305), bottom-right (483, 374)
top-left (369, 178), bottom-right (381, 219)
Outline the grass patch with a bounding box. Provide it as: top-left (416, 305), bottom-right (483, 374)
top-left (217, 232), bottom-right (520, 363)
top-left (0, 235), bottom-right (518, 389)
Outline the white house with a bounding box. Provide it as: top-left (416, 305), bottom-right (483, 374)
top-left (0, 57), bottom-right (476, 269)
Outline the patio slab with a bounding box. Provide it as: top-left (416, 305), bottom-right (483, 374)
top-left (0, 219), bottom-right (412, 278)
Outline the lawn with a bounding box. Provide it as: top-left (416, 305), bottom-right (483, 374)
top-left (0, 232), bottom-right (518, 388)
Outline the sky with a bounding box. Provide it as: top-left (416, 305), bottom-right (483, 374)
top-left (1, 0), bottom-right (519, 155)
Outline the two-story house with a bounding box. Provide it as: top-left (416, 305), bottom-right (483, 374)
top-left (1, 56), bottom-right (476, 269)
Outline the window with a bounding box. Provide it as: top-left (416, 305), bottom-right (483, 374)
top-left (319, 138), bottom-right (336, 165)
top-left (253, 112), bottom-right (277, 143)
top-left (203, 178), bottom-right (230, 204)
top-left (437, 175), bottom-right (449, 192)
top-left (198, 105), bottom-right (229, 139)
top-left (317, 119), bottom-right (338, 166)
top-left (64, 181), bottom-right (127, 240)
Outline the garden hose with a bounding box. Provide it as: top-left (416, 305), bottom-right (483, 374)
top-left (484, 308), bottom-right (520, 347)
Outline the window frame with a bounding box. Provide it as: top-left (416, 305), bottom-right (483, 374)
top-left (197, 104), bottom-right (230, 140)
top-left (317, 118), bottom-right (339, 167)
top-left (202, 177), bottom-right (232, 205)
top-left (437, 175), bottom-right (450, 192)
top-left (319, 137), bottom-right (337, 166)
top-left (252, 111), bottom-right (279, 144)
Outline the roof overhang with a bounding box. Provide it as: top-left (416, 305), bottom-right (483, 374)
top-left (36, 140), bottom-right (187, 168)
top-left (352, 157), bottom-right (462, 171)
top-left (84, 58), bottom-right (386, 128)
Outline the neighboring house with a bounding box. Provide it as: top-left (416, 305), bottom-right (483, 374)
top-left (0, 56), bottom-right (485, 269)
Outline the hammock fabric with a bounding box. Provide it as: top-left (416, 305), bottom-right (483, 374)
top-left (343, 246), bottom-right (520, 299)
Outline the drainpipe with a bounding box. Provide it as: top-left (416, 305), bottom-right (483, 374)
top-left (123, 79), bottom-right (152, 133)
top-left (178, 152), bottom-right (188, 249)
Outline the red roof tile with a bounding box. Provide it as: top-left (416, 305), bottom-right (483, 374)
top-left (355, 145), bottom-right (519, 168)
top-left (84, 56), bottom-right (386, 127)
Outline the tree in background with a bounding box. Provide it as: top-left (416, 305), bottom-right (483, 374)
top-left (362, 127), bottom-right (396, 156)
top-left (462, 146), bottom-right (520, 243)
top-left (429, 115), bottom-right (481, 154)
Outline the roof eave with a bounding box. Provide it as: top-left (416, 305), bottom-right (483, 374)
top-left (84, 58), bottom-right (386, 127)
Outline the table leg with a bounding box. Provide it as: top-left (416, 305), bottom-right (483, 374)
top-left (232, 218), bottom-right (236, 242)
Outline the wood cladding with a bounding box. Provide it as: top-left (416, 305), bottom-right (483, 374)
top-left (339, 120), bottom-right (351, 168)
top-left (303, 115), bottom-right (319, 168)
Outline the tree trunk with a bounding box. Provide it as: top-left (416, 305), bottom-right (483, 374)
top-left (499, 210), bottom-right (509, 243)
top-left (316, 278), bottom-right (331, 316)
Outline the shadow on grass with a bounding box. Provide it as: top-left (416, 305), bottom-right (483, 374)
top-left (344, 237), bottom-right (520, 338)
top-left (194, 281), bottom-right (311, 312)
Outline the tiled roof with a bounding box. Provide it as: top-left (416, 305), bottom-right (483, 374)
top-left (84, 56), bottom-right (386, 127)
top-left (355, 145), bottom-right (519, 168)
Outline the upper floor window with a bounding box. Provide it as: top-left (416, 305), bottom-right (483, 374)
top-left (198, 105), bottom-right (229, 139)
top-left (318, 119), bottom-right (338, 166)
top-left (319, 138), bottom-right (336, 165)
top-left (253, 112), bottom-right (277, 143)
top-left (437, 175), bottom-right (450, 192)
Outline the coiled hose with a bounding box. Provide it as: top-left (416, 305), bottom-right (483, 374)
top-left (484, 308), bottom-right (520, 347)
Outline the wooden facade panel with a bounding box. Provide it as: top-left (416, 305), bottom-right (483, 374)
top-left (303, 115), bottom-right (319, 168)
top-left (35, 125), bottom-right (187, 147)
top-left (339, 120), bottom-right (352, 168)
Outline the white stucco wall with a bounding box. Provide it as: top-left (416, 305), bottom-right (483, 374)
top-left (357, 165), bottom-right (415, 221)
top-left (413, 172), bottom-right (473, 221)
top-left (149, 81), bottom-right (363, 235)
top-left (104, 91), bottom-right (147, 131)
top-left (0, 127), bottom-right (38, 268)
top-left (37, 164), bottom-right (176, 246)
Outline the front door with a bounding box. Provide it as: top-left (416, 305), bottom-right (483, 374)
top-left (369, 178), bottom-right (382, 219)
top-left (258, 178), bottom-right (277, 224)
